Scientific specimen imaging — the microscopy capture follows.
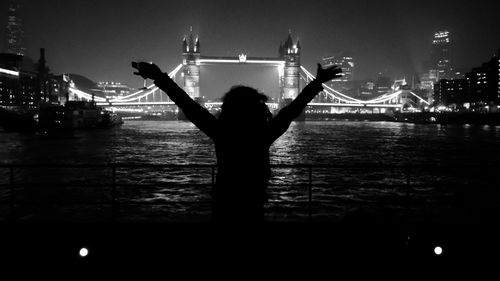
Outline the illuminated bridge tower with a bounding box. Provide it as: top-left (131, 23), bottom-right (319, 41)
top-left (182, 30), bottom-right (201, 99)
top-left (280, 33), bottom-right (301, 101)
top-left (279, 32), bottom-right (303, 119)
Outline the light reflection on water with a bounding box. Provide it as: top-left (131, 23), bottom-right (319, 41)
top-left (1, 121), bottom-right (500, 222)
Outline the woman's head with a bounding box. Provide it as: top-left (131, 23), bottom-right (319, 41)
top-left (219, 86), bottom-right (272, 125)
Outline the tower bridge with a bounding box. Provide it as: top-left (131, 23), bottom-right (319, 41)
top-left (69, 30), bottom-right (429, 116)
top-left (180, 31), bottom-right (299, 102)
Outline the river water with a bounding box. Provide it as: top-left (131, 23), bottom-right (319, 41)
top-left (1, 121), bottom-right (500, 222)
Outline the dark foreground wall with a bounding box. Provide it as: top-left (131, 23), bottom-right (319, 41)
top-left (1, 221), bottom-right (497, 276)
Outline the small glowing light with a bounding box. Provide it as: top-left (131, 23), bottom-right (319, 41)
top-left (79, 248), bottom-right (89, 257)
top-left (434, 246), bottom-right (443, 255)
top-left (0, 67), bottom-right (20, 77)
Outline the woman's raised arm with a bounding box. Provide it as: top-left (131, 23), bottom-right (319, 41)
top-left (268, 64), bottom-right (342, 142)
top-left (132, 62), bottom-right (218, 140)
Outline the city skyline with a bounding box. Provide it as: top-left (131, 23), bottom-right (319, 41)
top-left (2, 1), bottom-right (500, 266)
top-left (1, 0), bottom-right (500, 98)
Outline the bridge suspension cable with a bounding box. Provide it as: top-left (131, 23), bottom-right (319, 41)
top-left (68, 64), bottom-right (183, 103)
top-left (300, 66), bottom-right (427, 105)
top-left (409, 91), bottom-right (431, 106)
top-left (109, 64), bottom-right (183, 102)
top-left (300, 66), bottom-right (364, 103)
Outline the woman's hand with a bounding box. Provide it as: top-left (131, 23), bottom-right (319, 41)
top-left (132, 61), bottom-right (164, 81)
top-left (315, 63), bottom-right (343, 84)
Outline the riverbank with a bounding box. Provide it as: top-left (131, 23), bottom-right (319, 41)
top-left (394, 112), bottom-right (500, 125)
top-left (306, 113), bottom-right (395, 122)
top-left (304, 112), bottom-right (500, 125)
top-left (0, 103), bottom-right (123, 133)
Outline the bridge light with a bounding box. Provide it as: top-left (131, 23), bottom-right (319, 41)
top-left (0, 67), bottom-right (20, 77)
top-left (79, 247), bottom-right (89, 257)
top-left (434, 246), bottom-right (443, 256)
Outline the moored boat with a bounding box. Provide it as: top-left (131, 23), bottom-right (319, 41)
top-left (0, 106), bottom-right (38, 132)
top-left (1, 101), bottom-right (123, 134)
top-left (38, 100), bottom-right (123, 134)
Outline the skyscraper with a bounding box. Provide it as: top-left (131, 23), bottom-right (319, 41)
top-left (322, 52), bottom-right (355, 93)
top-left (4, 0), bottom-right (26, 56)
top-left (431, 30), bottom-right (453, 80)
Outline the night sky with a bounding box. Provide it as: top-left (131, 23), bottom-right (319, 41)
top-left (1, 0), bottom-right (500, 99)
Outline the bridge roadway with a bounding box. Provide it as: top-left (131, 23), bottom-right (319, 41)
top-left (97, 101), bottom-right (402, 109)
top-left (198, 55), bottom-right (285, 66)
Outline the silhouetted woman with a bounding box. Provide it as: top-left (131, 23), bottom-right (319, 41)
top-left (132, 62), bottom-right (342, 223)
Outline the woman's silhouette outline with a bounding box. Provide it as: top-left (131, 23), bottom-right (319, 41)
top-left (132, 61), bottom-right (342, 223)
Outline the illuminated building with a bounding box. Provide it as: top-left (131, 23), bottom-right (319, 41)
top-left (92, 82), bottom-right (134, 100)
top-left (375, 74), bottom-right (392, 95)
top-left (4, 0), bottom-right (26, 56)
top-left (434, 49), bottom-right (500, 109)
top-left (420, 31), bottom-right (455, 105)
top-left (431, 30), bottom-right (454, 80)
top-left (322, 52), bottom-right (355, 93)
top-left (420, 70), bottom-right (439, 90)
top-left (433, 79), bottom-right (466, 106)
top-left (1, 49), bottom-right (64, 106)
top-left (0, 53), bottom-right (37, 106)
top-left (418, 69), bottom-right (439, 104)
top-left (464, 49), bottom-right (500, 107)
